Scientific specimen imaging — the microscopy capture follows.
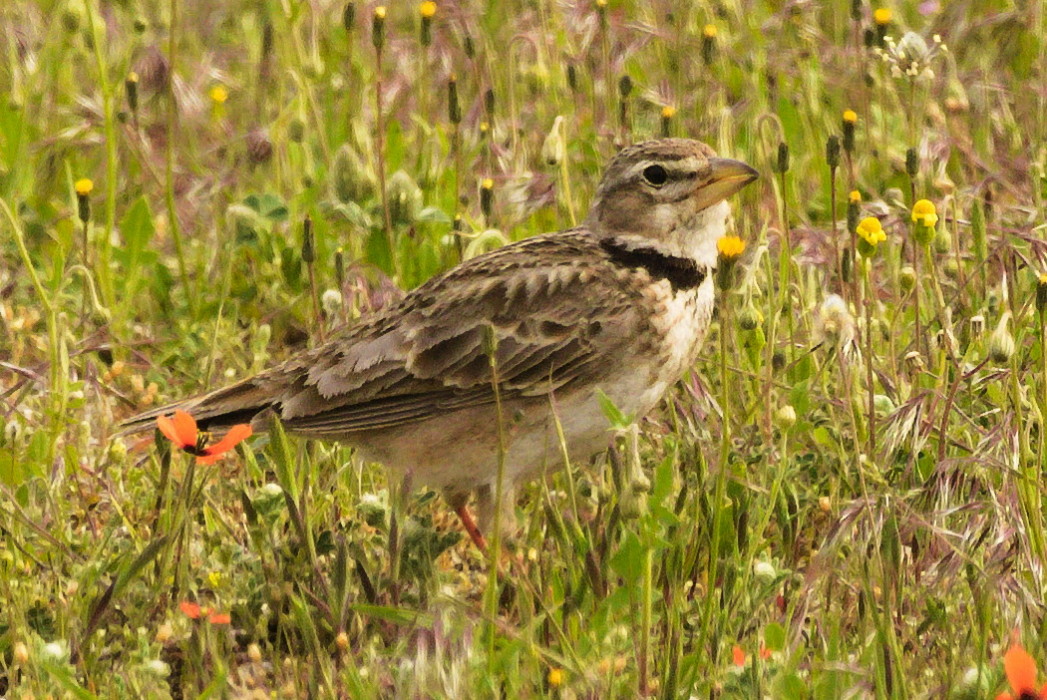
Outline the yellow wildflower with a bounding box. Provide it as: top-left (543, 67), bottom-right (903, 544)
top-left (481, 178), bottom-right (494, 190)
top-left (716, 235), bottom-right (746, 260)
top-left (703, 24), bottom-right (718, 39)
top-left (374, 6), bottom-right (387, 19)
top-left (661, 105), bottom-right (676, 118)
top-left (419, 1), bottom-right (436, 18)
top-left (842, 109), bottom-right (858, 124)
top-left (873, 8), bottom-right (892, 25)
top-left (547, 668), bottom-right (564, 687)
top-left (75, 178), bottom-right (94, 196)
top-left (848, 190), bottom-right (861, 203)
top-left (911, 199), bottom-right (938, 228)
top-left (208, 85), bottom-right (228, 104)
top-left (856, 217), bottom-right (885, 246)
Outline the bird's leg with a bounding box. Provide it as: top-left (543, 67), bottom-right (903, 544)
top-left (454, 503), bottom-right (488, 551)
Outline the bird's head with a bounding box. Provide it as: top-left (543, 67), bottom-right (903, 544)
top-left (586, 138), bottom-right (757, 265)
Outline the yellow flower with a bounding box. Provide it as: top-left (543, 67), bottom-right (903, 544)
top-left (661, 105), bottom-right (676, 118)
top-left (547, 668), bottom-right (564, 687)
top-left (703, 24), bottom-right (718, 39)
top-left (481, 178), bottom-right (494, 190)
top-left (1040, 273), bottom-right (1047, 286)
top-left (209, 85), bottom-right (228, 104)
top-left (716, 235), bottom-right (746, 260)
top-left (419, 1), bottom-right (436, 18)
top-left (873, 7), bottom-right (892, 25)
top-left (595, 0), bottom-right (607, 7)
top-left (842, 109), bottom-right (858, 124)
top-left (75, 178), bottom-right (94, 196)
top-left (856, 217), bottom-right (885, 246)
top-left (374, 6), bottom-right (387, 19)
top-left (848, 190), bottom-right (861, 203)
top-left (911, 199), bottom-right (938, 228)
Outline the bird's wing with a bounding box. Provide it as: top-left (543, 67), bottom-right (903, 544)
top-left (271, 232), bottom-right (644, 437)
top-left (123, 231), bottom-right (647, 438)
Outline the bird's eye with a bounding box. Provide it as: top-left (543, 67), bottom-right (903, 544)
top-left (642, 164), bottom-right (668, 187)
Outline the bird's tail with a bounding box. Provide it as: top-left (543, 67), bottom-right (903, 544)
top-left (119, 375), bottom-right (281, 436)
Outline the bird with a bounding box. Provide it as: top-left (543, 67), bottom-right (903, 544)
top-left (124, 138), bottom-right (757, 548)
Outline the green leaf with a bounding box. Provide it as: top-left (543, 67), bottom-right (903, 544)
top-left (609, 530), bottom-right (643, 584)
top-left (764, 622), bottom-right (786, 650)
top-left (597, 390), bottom-right (634, 429)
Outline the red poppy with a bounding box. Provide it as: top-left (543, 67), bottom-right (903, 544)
top-left (759, 643), bottom-right (772, 660)
top-left (180, 601), bottom-right (202, 619)
top-left (157, 410), bottom-right (252, 465)
top-left (732, 645), bottom-right (745, 667)
top-left (996, 643), bottom-right (1047, 700)
top-left (208, 612), bottom-right (231, 625)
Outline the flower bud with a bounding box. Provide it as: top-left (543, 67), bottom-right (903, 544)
top-left (419, 2), bottom-right (436, 46)
top-left (715, 236), bottom-right (746, 290)
top-left (447, 75), bottom-right (461, 124)
top-left (372, 6), bottom-right (386, 52)
top-left (873, 394), bottom-right (895, 416)
top-left (343, 2), bottom-right (355, 31)
top-left (988, 313), bottom-right (1015, 364)
top-left (1037, 274), bottom-right (1047, 317)
top-left (774, 142), bottom-right (789, 174)
top-left (288, 116), bottom-right (305, 142)
top-left (934, 228), bottom-right (951, 254)
top-left (905, 147), bottom-right (919, 179)
top-left (333, 144), bottom-right (377, 203)
top-left (826, 135), bottom-right (841, 169)
top-left (541, 116), bottom-right (566, 166)
top-left (480, 178), bottom-right (494, 220)
top-left (701, 24), bottom-right (717, 64)
top-left (775, 405), bottom-right (797, 429)
top-left (899, 265), bottom-right (916, 292)
top-left (842, 110), bottom-right (857, 153)
top-left (301, 216), bottom-right (315, 264)
top-left (738, 304), bottom-right (763, 331)
top-left (386, 170), bottom-right (423, 225)
top-left (661, 105), bottom-right (675, 138)
top-left (126, 73), bottom-right (139, 117)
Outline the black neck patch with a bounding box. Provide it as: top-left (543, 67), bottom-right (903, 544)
top-left (600, 239), bottom-right (708, 292)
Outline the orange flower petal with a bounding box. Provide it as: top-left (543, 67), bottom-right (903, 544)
top-left (199, 423), bottom-right (252, 462)
top-left (179, 600), bottom-right (202, 619)
top-left (994, 694), bottom-right (1013, 700)
top-left (1005, 643), bottom-right (1038, 693)
top-left (157, 415), bottom-right (184, 447)
top-left (208, 612), bottom-right (231, 625)
top-left (732, 645), bottom-right (745, 667)
top-left (759, 643), bottom-right (772, 660)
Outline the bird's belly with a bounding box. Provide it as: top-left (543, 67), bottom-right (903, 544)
top-left (350, 288), bottom-right (714, 495)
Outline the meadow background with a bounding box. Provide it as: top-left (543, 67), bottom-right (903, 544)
top-left (2, 0), bottom-right (1047, 697)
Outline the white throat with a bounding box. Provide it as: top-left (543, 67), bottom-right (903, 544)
top-left (605, 200), bottom-right (730, 268)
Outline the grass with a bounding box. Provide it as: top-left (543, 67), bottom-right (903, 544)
top-left (2, 0), bottom-right (1047, 697)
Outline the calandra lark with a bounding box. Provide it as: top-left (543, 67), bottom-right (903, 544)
top-left (127, 138), bottom-right (757, 547)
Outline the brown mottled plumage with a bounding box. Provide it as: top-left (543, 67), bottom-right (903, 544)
top-left (124, 139), bottom-right (757, 543)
